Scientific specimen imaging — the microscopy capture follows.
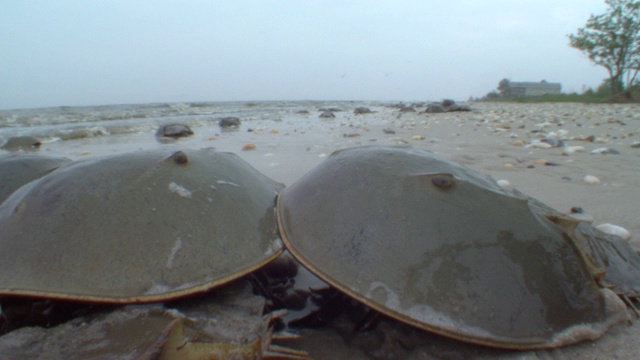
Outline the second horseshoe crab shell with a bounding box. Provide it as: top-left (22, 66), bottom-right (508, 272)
top-left (0, 154), bottom-right (71, 203)
top-left (276, 145), bottom-right (629, 350)
top-left (0, 148), bottom-right (284, 303)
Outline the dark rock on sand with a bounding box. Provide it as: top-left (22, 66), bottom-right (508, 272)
top-left (447, 103), bottom-right (472, 112)
top-left (319, 111), bottom-right (335, 119)
top-left (442, 99), bottom-right (456, 108)
top-left (424, 100), bottom-right (471, 113)
top-left (399, 105), bottom-right (416, 112)
top-left (443, 99), bottom-right (471, 112)
top-left (353, 107), bottom-right (372, 115)
top-left (219, 117), bottom-right (241, 128)
top-left (425, 103), bottom-right (446, 113)
top-left (155, 124), bottom-right (194, 138)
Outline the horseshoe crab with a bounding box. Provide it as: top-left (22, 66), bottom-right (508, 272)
top-left (276, 145), bottom-right (636, 350)
top-left (0, 154), bottom-right (71, 203)
top-left (0, 136), bottom-right (42, 151)
top-left (155, 123), bottom-right (194, 139)
top-left (0, 148), bottom-right (285, 303)
top-left (1, 144), bottom-right (638, 355)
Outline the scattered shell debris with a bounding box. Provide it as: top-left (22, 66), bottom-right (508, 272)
top-left (562, 146), bottom-right (585, 155)
top-left (168, 182), bottom-right (192, 198)
top-left (591, 147), bottom-right (620, 155)
top-left (526, 141), bottom-right (552, 149)
top-left (242, 143), bottom-right (256, 151)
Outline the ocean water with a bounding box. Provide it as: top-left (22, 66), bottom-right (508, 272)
top-left (0, 100), bottom-right (379, 146)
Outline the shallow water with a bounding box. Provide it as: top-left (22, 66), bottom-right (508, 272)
top-left (0, 101), bottom-right (377, 144)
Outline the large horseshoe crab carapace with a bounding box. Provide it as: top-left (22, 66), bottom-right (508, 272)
top-left (276, 145), bottom-right (630, 349)
top-left (0, 148), bottom-right (284, 303)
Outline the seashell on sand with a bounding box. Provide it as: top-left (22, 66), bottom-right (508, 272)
top-left (526, 141), bottom-right (552, 149)
top-left (596, 223), bottom-right (632, 241)
top-left (496, 179), bottom-right (511, 189)
top-left (562, 146), bottom-right (585, 155)
top-left (583, 175), bottom-right (600, 185)
top-left (590, 147), bottom-right (620, 155)
top-left (241, 143), bottom-right (256, 151)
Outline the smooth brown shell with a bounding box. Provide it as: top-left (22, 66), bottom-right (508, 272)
top-left (0, 148), bottom-right (284, 303)
top-left (277, 145), bottom-right (627, 349)
top-left (0, 154), bottom-right (71, 202)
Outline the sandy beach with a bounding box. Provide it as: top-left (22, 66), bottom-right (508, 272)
top-left (29, 101), bottom-right (640, 248)
top-left (1, 101), bottom-right (639, 358)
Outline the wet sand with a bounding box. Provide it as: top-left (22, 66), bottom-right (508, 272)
top-left (39, 102), bottom-right (640, 249)
top-left (12, 101), bottom-right (640, 358)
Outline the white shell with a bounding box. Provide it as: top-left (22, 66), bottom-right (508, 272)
top-left (526, 141), bottom-right (552, 149)
top-left (562, 146), bottom-right (585, 155)
top-left (496, 179), bottom-right (511, 189)
top-left (583, 175), bottom-right (600, 185)
top-left (596, 223), bottom-right (632, 241)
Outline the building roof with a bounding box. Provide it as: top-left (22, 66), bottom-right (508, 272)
top-left (510, 81), bottom-right (561, 89)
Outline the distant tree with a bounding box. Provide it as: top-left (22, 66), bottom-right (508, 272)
top-left (484, 90), bottom-right (500, 100)
top-left (497, 78), bottom-right (511, 96)
top-left (568, 0), bottom-right (640, 94)
top-left (596, 78), bottom-right (614, 94)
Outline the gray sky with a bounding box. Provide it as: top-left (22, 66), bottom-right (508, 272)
top-left (1, 0), bottom-right (609, 110)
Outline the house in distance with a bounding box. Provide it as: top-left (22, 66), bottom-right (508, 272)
top-left (507, 80), bottom-right (562, 97)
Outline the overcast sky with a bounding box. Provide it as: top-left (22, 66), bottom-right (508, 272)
top-left (1, 0), bottom-right (610, 110)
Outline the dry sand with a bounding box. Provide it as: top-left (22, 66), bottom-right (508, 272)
top-left (9, 101), bottom-right (640, 359)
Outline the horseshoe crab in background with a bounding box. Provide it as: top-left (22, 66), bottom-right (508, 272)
top-left (0, 153), bottom-right (71, 202)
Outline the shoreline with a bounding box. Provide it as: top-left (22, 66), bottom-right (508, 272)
top-left (26, 101), bottom-right (639, 248)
